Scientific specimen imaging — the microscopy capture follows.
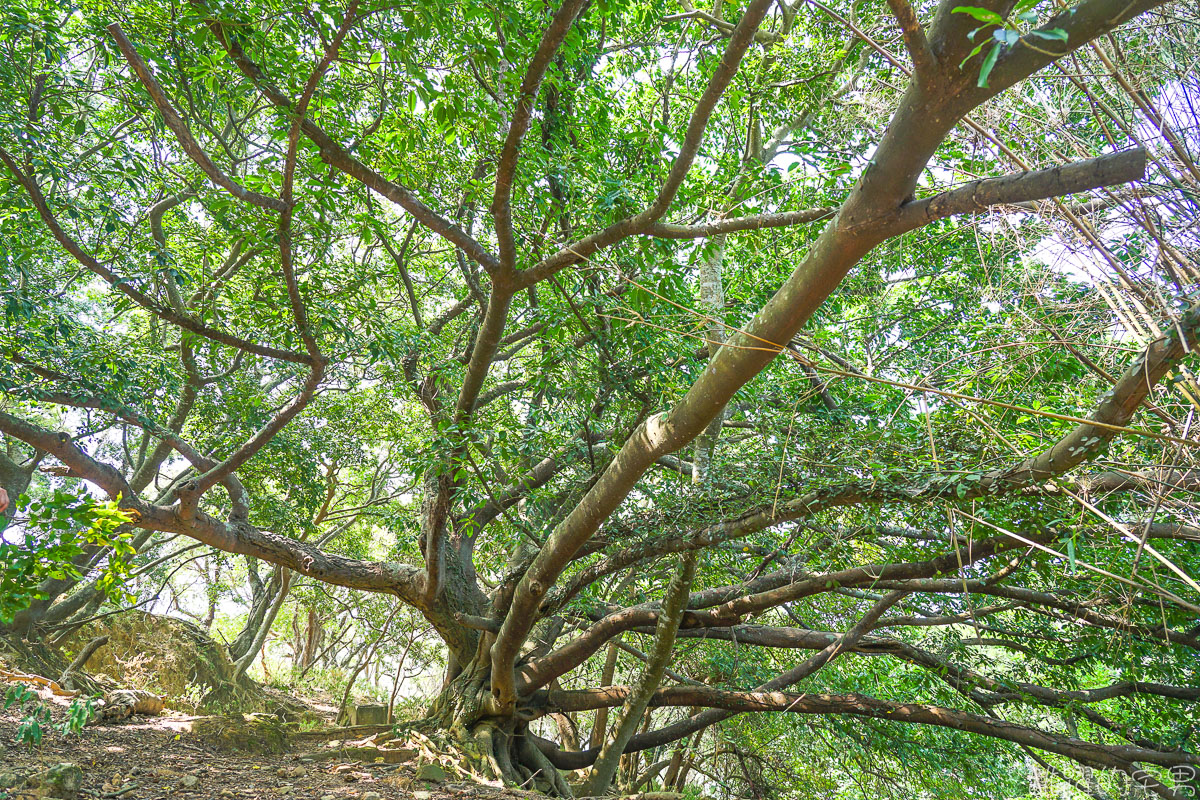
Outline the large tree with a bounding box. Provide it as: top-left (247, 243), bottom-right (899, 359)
top-left (2, 0), bottom-right (1198, 795)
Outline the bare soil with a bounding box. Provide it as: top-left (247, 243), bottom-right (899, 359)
top-left (0, 694), bottom-right (542, 800)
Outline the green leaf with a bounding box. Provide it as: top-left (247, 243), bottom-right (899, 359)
top-left (960, 40), bottom-right (990, 67)
top-left (977, 41), bottom-right (1002, 87)
top-left (992, 27), bottom-right (1020, 46)
top-left (952, 5), bottom-right (1006, 24)
top-left (1028, 27), bottom-right (1069, 41)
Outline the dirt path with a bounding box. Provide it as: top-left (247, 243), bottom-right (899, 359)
top-left (1, 700), bottom-right (537, 800)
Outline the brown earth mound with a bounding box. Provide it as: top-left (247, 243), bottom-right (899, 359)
top-left (56, 611), bottom-right (239, 710)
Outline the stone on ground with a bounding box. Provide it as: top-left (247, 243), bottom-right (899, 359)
top-left (187, 713), bottom-right (291, 754)
top-left (340, 703), bottom-right (387, 726)
top-left (415, 762), bottom-right (448, 783)
top-left (25, 763), bottom-right (84, 799)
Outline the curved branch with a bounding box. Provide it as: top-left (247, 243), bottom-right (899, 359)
top-left (518, 537), bottom-right (1011, 693)
top-left (107, 24), bottom-right (289, 212)
top-left (192, 4), bottom-right (501, 274)
top-left (189, 363), bottom-right (325, 499)
top-left (670, 623), bottom-right (1200, 709)
top-left (0, 411), bottom-right (425, 605)
top-left (872, 578), bottom-right (1200, 650)
top-left (518, 0), bottom-right (777, 287)
top-left (0, 146), bottom-right (311, 364)
top-left (492, 0), bottom-right (588, 269)
top-left (539, 688), bottom-right (1198, 773)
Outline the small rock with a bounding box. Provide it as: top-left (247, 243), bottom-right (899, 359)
top-left (415, 763), bottom-right (447, 783)
top-left (218, 790), bottom-right (236, 798)
top-left (27, 763), bottom-right (84, 800)
top-left (413, 791), bottom-right (433, 800)
top-left (321, 795), bottom-right (336, 800)
top-left (361, 793), bottom-right (381, 800)
top-left (277, 765), bottom-right (306, 779)
top-left (273, 786), bottom-right (293, 795)
top-left (344, 703), bottom-right (388, 726)
top-left (0, 771), bottom-right (24, 790)
top-left (179, 774), bottom-right (201, 790)
top-left (382, 748), bottom-right (416, 764)
top-left (188, 713), bottom-right (291, 754)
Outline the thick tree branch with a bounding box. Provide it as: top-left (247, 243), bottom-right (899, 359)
top-left (518, 538), bottom-right (1011, 693)
top-left (0, 411), bottom-right (138, 504)
top-left (517, 0), bottom-right (776, 287)
top-left (872, 578), bottom-right (1200, 650)
top-left (107, 24), bottom-right (289, 213)
top-left (192, 3), bottom-right (501, 274)
top-left (492, 0), bottom-right (588, 270)
top-left (0, 411), bottom-right (425, 605)
top-left (645, 208), bottom-right (837, 239)
top-left (670, 622), bottom-right (1200, 708)
top-left (534, 591), bottom-right (906, 767)
top-left (540, 688), bottom-right (1198, 773)
top-left (887, 149), bottom-right (1147, 234)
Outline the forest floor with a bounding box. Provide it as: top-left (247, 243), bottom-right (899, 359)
top-left (0, 693), bottom-right (542, 800)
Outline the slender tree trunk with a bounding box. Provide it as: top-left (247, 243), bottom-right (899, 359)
top-left (582, 551), bottom-right (699, 795)
top-left (662, 709), bottom-right (703, 789)
top-left (337, 604), bottom-right (402, 723)
top-left (672, 727), bottom-right (707, 791)
top-left (58, 635), bottom-right (109, 690)
top-left (387, 629), bottom-right (417, 723)
top-left (589, 638), bottom-right (622, 749)
top-left (691, 236), bottom-right (728, 485)
top-left (233, 568), bottom-right (292, 680)
top-left (230, 557), bottom-right (271, 661)
top-left (336, 640), bottom-right (374, 724)
top-left (201, 557), bottom-right (221, 631)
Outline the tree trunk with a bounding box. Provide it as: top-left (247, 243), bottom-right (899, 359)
top-left (230, 560), bottom-right (287, 663)
top-left (661, 710), bottom-right (703, 789)
top-left (233, 568), bottom-right (292, 680)
top-left (589, 638), bottom-right (621, 749)
top-left (582, 551), bottom-right (699, 795)
top-left (401, 652), bottom-right (577, 797)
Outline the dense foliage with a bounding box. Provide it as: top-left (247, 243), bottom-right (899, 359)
top-left (1, 0), bottom-right (1198, 797)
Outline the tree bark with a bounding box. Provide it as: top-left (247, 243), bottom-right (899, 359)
top-left (583, 551), bottom-right (699, 795)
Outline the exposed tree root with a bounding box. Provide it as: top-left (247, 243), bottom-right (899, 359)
top-left (328, 715), bottom-right (576, 797)
top-left (0, 665), bottom-right (78, 698)
top-left (91, 689), bottom-right (166, 722)
top-left (518, 730), bottom-right (574, 798)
